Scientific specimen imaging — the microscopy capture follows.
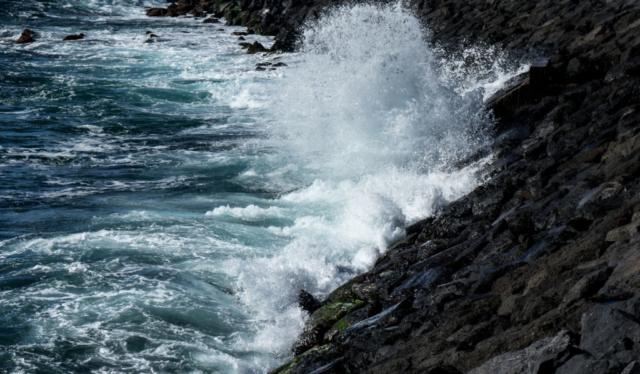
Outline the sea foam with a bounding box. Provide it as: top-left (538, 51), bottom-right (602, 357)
top-left (226, 3), bottom-right (503, 364)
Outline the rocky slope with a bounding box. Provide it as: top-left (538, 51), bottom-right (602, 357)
top-left (147, 0), bottom-right (640, 373)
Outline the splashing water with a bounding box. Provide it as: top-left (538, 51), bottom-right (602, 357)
top-left (0, 0), bottom-right (524, 372)
top-left (232, 2), bottom-right (497, 360)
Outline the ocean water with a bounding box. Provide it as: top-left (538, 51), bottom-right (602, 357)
top-left (0, 1), bottom-right (521, 372)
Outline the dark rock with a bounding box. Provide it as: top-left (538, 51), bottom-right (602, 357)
top-left (299, 290), bottom-right (321, 314)
top-left (468, 330), bottom-right (580, 374)
top-left (246, 41), bottom-right (267, 54)
top-left (16, 29), bottom-right (35, 44)
top-left (597, 249), bottom-right (640, 299)
top-left (146, 8), bottom-right (167, 17)
top-left (62, 33), bottom-right (85, 41)
top-left (623, 361), bottom-right (640, 374)
top-left (203, 17), bottom-right (219, 23)
top-left (238, 36), bottom-right (245, 40)
top-left (581, 305), bottom-right (640, 358)
top-left (556, 353), bottom-right (609, 374)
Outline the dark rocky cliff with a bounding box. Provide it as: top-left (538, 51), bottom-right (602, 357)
top-left (149, 1), bottom-right (640, 373)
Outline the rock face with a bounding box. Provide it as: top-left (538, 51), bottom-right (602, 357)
top-left (16, 29), bottom-right (35, 44)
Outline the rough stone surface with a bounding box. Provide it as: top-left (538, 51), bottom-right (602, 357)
top-left (16, 29), bottom-right (35, 44)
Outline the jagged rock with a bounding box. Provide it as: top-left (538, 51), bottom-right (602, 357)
top-left (294, 299), bottom-right (363, 355)
top-left (245, 41), bottom-right (267, 54)
top-left (561, 266), bottom-right (611, 306)
top-left (623, 362), bottom-right (640, 374)
top-left (580, 305), bottom-right (640, 358)
top-left (62, 33), bottom-right (85, 41)
top-left (146, 8), bottom-right (167, 16)
top-left (166, 0), bottom-right (640, 372)
top-left (555, 354), bottom-right (609, 374)
top-left (468, 331), bottom-right (580, 374)
top-left (16, 29), bottom-right (35, 44)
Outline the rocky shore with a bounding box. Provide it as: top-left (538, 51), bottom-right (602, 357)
top-left (147, 1), bottom-right (640, 373)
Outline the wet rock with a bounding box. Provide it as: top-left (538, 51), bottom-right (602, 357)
top-left (299, 290), bottom-right (321, 314)
top-left (16, 29), bottom-right (35, 44)
top-left (62, 33), bottom-right (85, 41)
top-left (203, 17), bottom-right (219, 23)
top-left (238, 36), bottom-right (245, 40)
top-left (246, 41), bottom-right (267, 54)
top-left (468, 330), bottom-right (580, 374)
top-left (623, 361), bottom-right (640, 374)
top-left (146, 8), bottom-right (167, 17)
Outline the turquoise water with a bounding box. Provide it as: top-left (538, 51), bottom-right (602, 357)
top-left (0, 1), bottom-right (507, 372)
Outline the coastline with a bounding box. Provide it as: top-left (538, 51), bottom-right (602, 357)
top-left (146, 1), bottom-right (640, 373)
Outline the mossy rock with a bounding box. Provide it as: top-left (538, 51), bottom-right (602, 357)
top-left (323, 318), bottom-right (350, 343)
top-left (323, 273), bottom-right (369, 304)
top-left (309, 299), bottom-right (364, 329)
top-left (268, 344), bottom-right (333, 374)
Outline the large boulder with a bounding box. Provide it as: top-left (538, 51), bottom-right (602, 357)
top-left (468, 331), bottom-right (580, 374)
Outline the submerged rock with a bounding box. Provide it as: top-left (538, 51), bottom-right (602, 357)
top-left (298, 290), bottom-right (321, 314)
top-left (63, 33), bottom-right (85, 41)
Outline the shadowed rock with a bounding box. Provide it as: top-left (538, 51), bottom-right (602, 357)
top-left (16, 29), bottom-right (35, 44)
top-left (63, 33), bottom-right (85, 41)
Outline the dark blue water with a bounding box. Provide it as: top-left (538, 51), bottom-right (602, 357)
top-left (0, 1), bottom-right (509, 372)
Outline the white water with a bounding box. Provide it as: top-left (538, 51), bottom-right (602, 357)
top-left (227, 3), bottom-right (510, 362)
